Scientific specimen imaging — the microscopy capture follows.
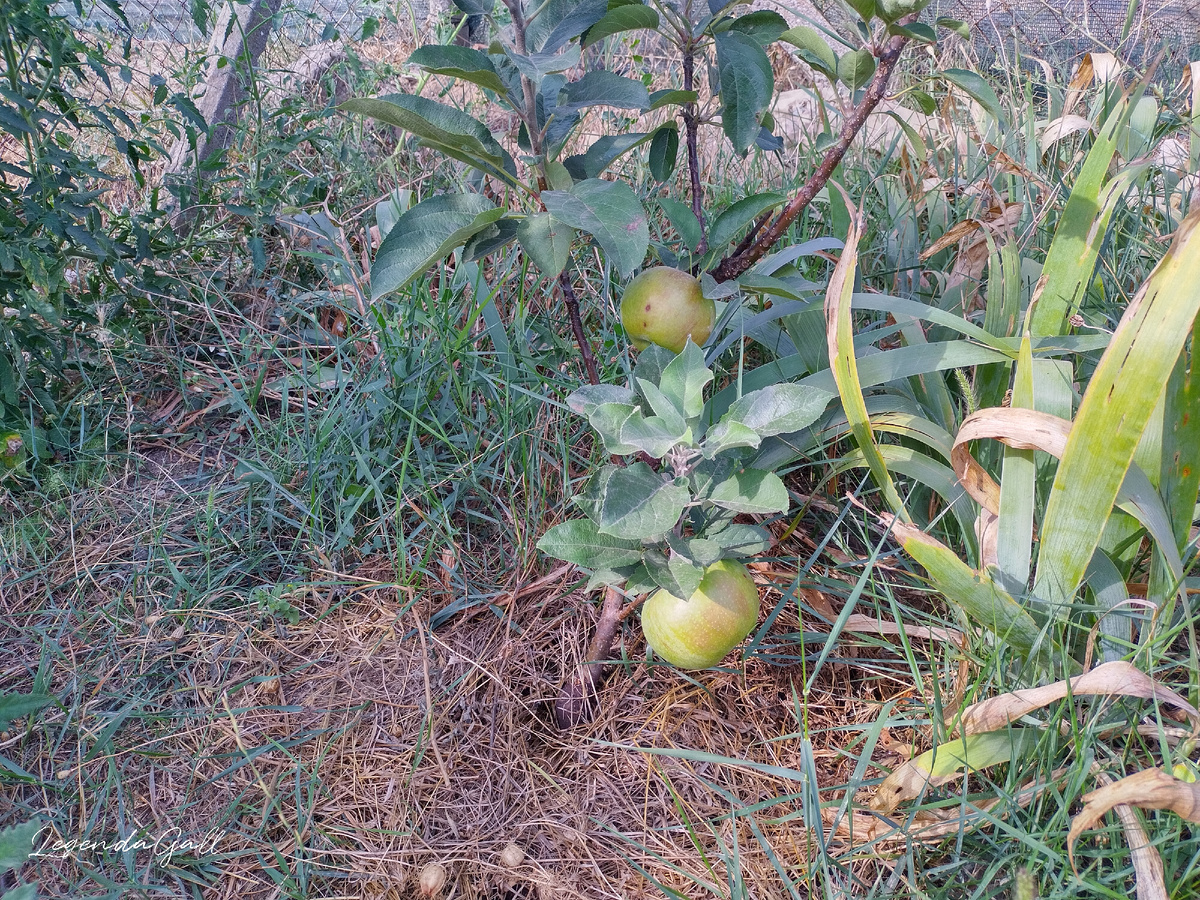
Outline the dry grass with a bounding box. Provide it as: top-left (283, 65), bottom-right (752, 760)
top-left (0, 445), bottom-right (938, 899)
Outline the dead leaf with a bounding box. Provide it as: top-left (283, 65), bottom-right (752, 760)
top-left (921, 218), bottom-right (983, 261)
top-left (844, 614), bottom-right (964, 648)
top-left (956, 660), bottom-right (1200, 735)
top-left (1092, 769), bottom-right (1168, 900)
top-left (951, 407), bottom-right (1073, 513)
top-left (1068, 768), bottom-right (1200, 874)
top-left (833, 766), bottom-right (1066, 844)
top-left (1040, 115), bottom-right (1095, 154)
top-left (1063, 52), bottom-right (1122, 119)
top-left (976, 508), bottom-right (999, 571)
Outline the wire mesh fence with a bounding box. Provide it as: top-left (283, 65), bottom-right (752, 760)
top-left (58, 0), bottom-right (395, 44)
top-left (933, 0), bottom-right (1199, 73)
top-left (57, 0), bottom-right (1200, 62)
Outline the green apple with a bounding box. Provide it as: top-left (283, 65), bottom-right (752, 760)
top-left (641, 559), bottom-right (760, 669)
top-left (620, 267), bottom-right (715, 354)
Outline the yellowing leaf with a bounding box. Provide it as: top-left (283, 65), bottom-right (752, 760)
top-left (956, 660), bottom-right (1200, 735)
top-left (872, 729), bottom-right (1038, 814)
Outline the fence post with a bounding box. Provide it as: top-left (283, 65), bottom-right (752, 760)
top-left (165, 0), bottom-right (283, 229)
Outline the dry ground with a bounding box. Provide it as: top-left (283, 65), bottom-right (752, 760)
top-left (1, 446), bottom-right (944, 899)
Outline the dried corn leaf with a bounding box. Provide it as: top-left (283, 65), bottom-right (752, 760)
top-left (1068, 768), bottom-right (1200, 873)
top-left (1041, 114), bottom-right (1095, 154)
top-left (1063, 52), bottom-right (1122, 118)
top-left (956, 660), bottom-right (1200, 735)
top-left (920, 217), bottom-right (983, 261)
top-left (951, 407), bottom-right (1071, 513)
top-left (829, 766), bottom-right (1065, 846)
top-left (1091, 769), bottom-right (1168, 900)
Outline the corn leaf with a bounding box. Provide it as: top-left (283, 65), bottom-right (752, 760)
top-left (825, 210), bottom-right (908, 519)
top-left (1034, 208), bottom-right (1200, 609)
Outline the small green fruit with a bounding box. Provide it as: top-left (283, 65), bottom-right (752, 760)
top-left (641, 559), bottom-right (760, 669)
top-left (620, 267), bottom-right (714, 354)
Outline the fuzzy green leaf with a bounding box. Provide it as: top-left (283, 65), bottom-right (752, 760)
top-left (592, 462), bottom-right (690, 540)
top-left (543, 179), bottom-right (649, 277)
top-left (714, 31), bottom-right (774, 153)
top-left (536, 519), bottom-right (644, 568)
top-left (709, 468), bottom-right (789, 514)
top-left (371, 194), bottom-right (503, 298)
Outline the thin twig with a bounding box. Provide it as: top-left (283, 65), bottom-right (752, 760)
top-left (559, 271), bottom-right (600, 384)
top-left (682, 36), bottom-right (708, 258)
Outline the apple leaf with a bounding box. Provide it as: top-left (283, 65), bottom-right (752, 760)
top-left (567, 383), bottom-right (636, 416)
top-left (408, 46), bottom-right (508, 95)
top-left (517, 212), bottom-right (574, 276)
top-left (631, 344), bottom-right (677, 390)
top-left (562, 71), bottom-right (650, 111)
top-left (582, 2), bottom-right (659, 48)
top-left (342, 95), bottom-right (517, 179)
top-left (708, 192), bottom-right (786, 254)
top-left (780, 25), bottom-right (837, 77)
top-left (536, 519), bottom-right (645, 569)
top-left (527, 0), bottom-right (609, 53)
top-left (649, 89), bottom-right (699, 110)
top-left (645, 547), bottom-right (705, 600)
top-left (667, 533), bottom-right (724, 567)
top-left (590, 462), bottom-right (690, 540)
top-left (711, 382), bottom-right (833, 440)
top-left (837, 49), bottom-right (876, 90)
top-left (0, 817), bottom-right (42, 871)
top-left (728, 10), bottom-right (788, 45)
top-left (543, 179), bottom-right (649, 277)
top-left (563, 132), bottom-right (655, 180)
top-left (658, 342), bottom-right (713, 420)
top-left (659, 197), bottom-right (703, 252)
top-left (587, 403), bottom-right (641, 454)
top-left (585, 562), bottom-right (650, 591)
top-left (620, 409), bottom-right (688, 457)
top-left (709, 469), bottom-right (790, 513)
top-left (648, 124), bottom-right (679, 182)
top-left (942, 68), bottom-right (1007, 128)
top-left (371, 194), bottom-right (505, 298)
top-left (701, 421), bottom-right (761, 458)
top-left (635, 379), bottom-right (689, 435)
top-left (707, 522), bottom-right (773, 556)
top-left (714, 31), bottom-right (774, 153)
top-left (452, 0), bottom-right (493, 15)
top-left (464, 218), bottom-right (520, 261)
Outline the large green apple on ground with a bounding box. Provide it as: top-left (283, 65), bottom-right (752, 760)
top-left (641, 559), bottom-right (761, 669)
top-left (620, 267), bottom-right (715, 354)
